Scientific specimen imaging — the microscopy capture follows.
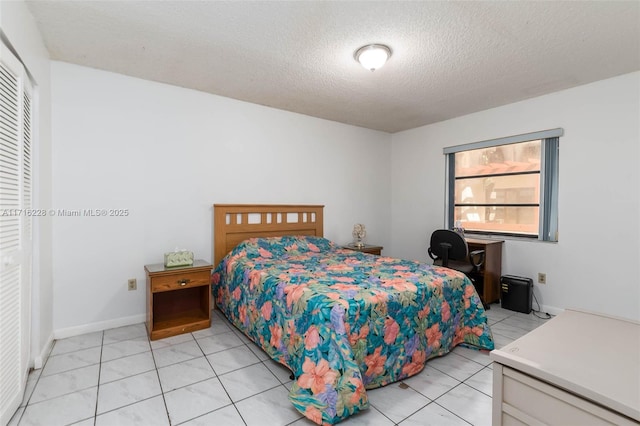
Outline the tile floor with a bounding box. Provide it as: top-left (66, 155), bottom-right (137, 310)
top-left (9, 305), bottom-right (549, 426)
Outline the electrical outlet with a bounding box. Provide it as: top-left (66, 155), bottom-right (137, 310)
top-left (128, 278), bottom-right (137, 291)
top-left (537, 273), bottom-right (546, 284)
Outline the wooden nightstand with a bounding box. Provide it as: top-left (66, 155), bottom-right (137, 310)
top-left (342, 243), bottom-right (383, 255)
top-left (145, 259), bottom-right (213, 340)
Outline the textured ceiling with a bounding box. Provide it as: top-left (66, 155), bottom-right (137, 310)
top-left (26, 1), bottom-right (640, 133)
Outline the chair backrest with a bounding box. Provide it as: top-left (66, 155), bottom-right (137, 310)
top-left (429, 229), bottom-right (469, 266)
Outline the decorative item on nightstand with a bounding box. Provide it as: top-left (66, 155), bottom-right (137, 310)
top-left (164, 249), bottom-right (194, 268)
top-left (352, 223), bottom-right (367, 248)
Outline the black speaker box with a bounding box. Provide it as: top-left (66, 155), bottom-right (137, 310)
top-left (500, 275), bottom-right (533, 314)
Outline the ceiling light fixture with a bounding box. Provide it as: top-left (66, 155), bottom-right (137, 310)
top-left (354, 44), bottom-right (392, 71)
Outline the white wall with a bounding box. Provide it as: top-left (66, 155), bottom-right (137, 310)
top-left (1, 0), bottom-right (54, 367)
top-left (391, 72), bottom-right (640, 321)
top-left (51, 61), bottom-right (391, 334)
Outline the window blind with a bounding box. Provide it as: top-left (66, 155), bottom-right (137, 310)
top-left (443, 128), bottom-right (563, 154)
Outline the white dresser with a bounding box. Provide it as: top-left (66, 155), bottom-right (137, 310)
top-left (490, 309), bottom-right (640, 425)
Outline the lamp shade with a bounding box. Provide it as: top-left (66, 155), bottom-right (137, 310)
top-left (354, 44), bottom-right (392, 71)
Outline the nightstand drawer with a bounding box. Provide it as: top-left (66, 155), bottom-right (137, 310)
top-left (151, 270), bottom-right (210, 292)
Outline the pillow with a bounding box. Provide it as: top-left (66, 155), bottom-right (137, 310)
top-left (236, 235), bottom-right (336, 260)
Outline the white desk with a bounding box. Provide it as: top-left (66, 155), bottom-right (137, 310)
top-left (490, 309), bottom-right (640, 425)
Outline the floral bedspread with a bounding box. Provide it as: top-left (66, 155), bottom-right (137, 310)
top-left (212, 236), bottom-right (494, 425)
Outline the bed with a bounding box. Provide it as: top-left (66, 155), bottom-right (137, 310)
top-left (211, 204), bottom-right (494, 425)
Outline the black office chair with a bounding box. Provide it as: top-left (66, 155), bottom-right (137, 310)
top-left (428, 229), bottom-right (488, 308)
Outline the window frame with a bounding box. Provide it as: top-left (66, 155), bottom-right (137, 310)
top-left (444, 129), bottom-right (561, 242)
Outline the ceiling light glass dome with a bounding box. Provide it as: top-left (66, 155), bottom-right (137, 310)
top-left (354, 44), bottom-right (392, 71)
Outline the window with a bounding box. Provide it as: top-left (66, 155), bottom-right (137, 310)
top-left (444, 129), bottom-right (561, 241)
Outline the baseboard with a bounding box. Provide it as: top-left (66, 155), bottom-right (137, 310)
top-left (536, 303), bottom-right (564, 317)
top-left (492, 300), bottom-right (563, 317)
top-left (32, 333), bottom-right (54, 370)
top-left (53, 313), bottom-right (146, 340)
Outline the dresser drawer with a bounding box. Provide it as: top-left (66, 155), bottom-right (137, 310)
top-left (498, 366), bottom-right (636, 426)
top-left (151, 270), bottom-right (211, 292)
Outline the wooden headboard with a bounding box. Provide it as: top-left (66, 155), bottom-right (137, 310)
top-left (213, 204), bottom-right (324, 266)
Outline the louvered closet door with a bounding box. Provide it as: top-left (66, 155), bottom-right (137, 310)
top-left (0, 42), bottom-right (32, 426)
